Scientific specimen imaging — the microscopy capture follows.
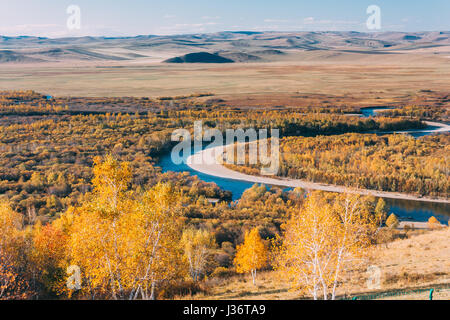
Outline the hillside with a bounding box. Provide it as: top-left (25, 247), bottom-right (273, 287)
top-left (0, 31), bottom-right (449, 64)
top-left (192, 228), bottom-right (450, 300)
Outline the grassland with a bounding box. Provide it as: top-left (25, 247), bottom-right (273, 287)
top-left (1, 31), bottom-right (450, 111)
top-left (1, 54), bottom-right (449, 107)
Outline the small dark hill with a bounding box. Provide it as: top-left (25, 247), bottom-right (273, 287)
top-left (164, 52), bottom-right (234, 63)
top-left (403, 35), bottom-right (422, 41)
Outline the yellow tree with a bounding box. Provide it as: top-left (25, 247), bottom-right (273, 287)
top-left (427, 216), bottom-right (441, 229)
top-left (374, 198), bottom-right (388, 226)
top-left (0, 201), bottom-right (29, 299)
top-left (275, 192), bottom-right (377, 300)
top-left (385, 213), bottom-right (399, 229)
top-left (68, 156), bottom-right (184, 300)
top-left (234, 228), bottom-right (268, 285)
top-left (329, 193), bottom-right (378, 300)
top-left (91, 154), bottom-right (132, 214)
top-left (0, 202), bottom-right (23, 258)
top-left (30, 223), bottom-right (68, 296)
top-left (127, 183), bottom-right (185, 300)
top-left (181, 228), bottom-right (216, 282)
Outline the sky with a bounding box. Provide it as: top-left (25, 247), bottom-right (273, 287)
top-left (0, 0), bottom-right (449, 38)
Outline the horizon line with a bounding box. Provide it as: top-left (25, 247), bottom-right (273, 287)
top-left (1, 30), bottom-right (449, 40)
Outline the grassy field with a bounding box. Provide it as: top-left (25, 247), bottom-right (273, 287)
top-left (1, 50), bottom-right (449, 109)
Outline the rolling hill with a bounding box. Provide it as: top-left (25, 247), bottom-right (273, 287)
top-left (164, 52), bottom-right (234, 63)
top-left (0, 31), bottom-right (448, 64)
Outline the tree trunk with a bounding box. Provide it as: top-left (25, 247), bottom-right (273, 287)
top-left (149, 281), bottom-right (156, 300)
top-left (313, 284), bottom-right (318, 300)
top-left (251, 269), bottom-right (256, 286)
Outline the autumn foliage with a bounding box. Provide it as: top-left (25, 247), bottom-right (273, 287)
top-left (181, 228), bottom-right (216, 282)
top-left (226, 133), bottom-right (449, 197)
top-left (0, 202), bottom-right (30, 299)
top-left (427, 216), bottom-right (441, 229)
top-left (68, 155), bottom-right (185, 299)
top-left (234, 228), bottom-right (268, 285)
top-left (0, 91), bottom-right (445, 300)
top-left (274, 192), bottom-right (378, 300)
top-left (0, 90), bottom-right (429, 220)
top-left (386, 213), bottom-right (400, 229)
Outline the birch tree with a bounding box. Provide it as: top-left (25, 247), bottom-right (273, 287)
top-left (68, 156), bottom-right (184, 300)
top-left (181, 228), bottom-right (216, 282)
top-left (275, 192), bottom-right (377, 300)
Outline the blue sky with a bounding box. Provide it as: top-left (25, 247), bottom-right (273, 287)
top-left (0, 0), bottom-right (449, 37)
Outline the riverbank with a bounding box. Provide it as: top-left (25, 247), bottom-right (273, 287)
top-left (186, 141), bottom-right (450, 204)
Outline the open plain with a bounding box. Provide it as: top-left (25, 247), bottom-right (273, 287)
top-left (1, 32), bottom-right (450, 109)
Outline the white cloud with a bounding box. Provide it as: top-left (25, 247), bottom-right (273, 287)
top-left (0, 24), bottom-right (62, 37)
top-left (202, 16), bottom-right (221, 20)
top-left (303, 17), bottom-right (315, 24)
top-left (0, 23), bottom-right (127, 38)
top-left (264, 19), bottom-right (289, 23)
top-left (297, 17), bottom-right (363, 30)
top-left (156, 22), bottom-right (221, 34)
top-left (174, 22), bottom-right (219, 28)
top-left (247, 17), bottom-right (367, 32)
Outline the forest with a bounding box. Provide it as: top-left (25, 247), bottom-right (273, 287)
top-left (379, 105), bottom-right (450, 121)
top-left (225, 133), bottom-right (449, 198)
top-left (0, 91), bottom-right (427, 219)
top-left (0, 91), bottom-right (447, 300)
top-left (1, 155), bottom-right (389, 299)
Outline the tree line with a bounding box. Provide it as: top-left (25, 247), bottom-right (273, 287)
top-left (0, 93), bottom-right (426, 219)
top-left (225, 133), bottom-right (449, 198)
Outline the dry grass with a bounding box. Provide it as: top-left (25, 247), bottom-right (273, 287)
top-left (371, 228), bottom-right (450, 288)
top-left (183, 271), bottom-right (299, 300)
top-left (1, 51), bottom-right (449, 110)
top-left (184, 228), bottom-right (449, 300)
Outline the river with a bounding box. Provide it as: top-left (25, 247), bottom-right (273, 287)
top-left (158, 107), bottom-right (449, 224)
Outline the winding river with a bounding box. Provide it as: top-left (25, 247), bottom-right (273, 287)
top-left (159, 107), bottom-right (450, 224)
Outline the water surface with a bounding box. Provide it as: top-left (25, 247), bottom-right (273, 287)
top-left (158, 107), bottom-right (449, 223)
top-left (158, 150), bottom-right (449, 223)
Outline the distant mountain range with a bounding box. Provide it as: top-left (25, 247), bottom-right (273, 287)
top-left (0, 31), bottom-right (449, 64)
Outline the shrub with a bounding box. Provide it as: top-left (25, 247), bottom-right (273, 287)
top-left (427, 216), bottom-right (441, 229)
top-left (158, 280), bottom-right (206, 299)
top-left (385, 213), bottom-right (399, 229)
top-left (211, 267), bottom-right (236, 279)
